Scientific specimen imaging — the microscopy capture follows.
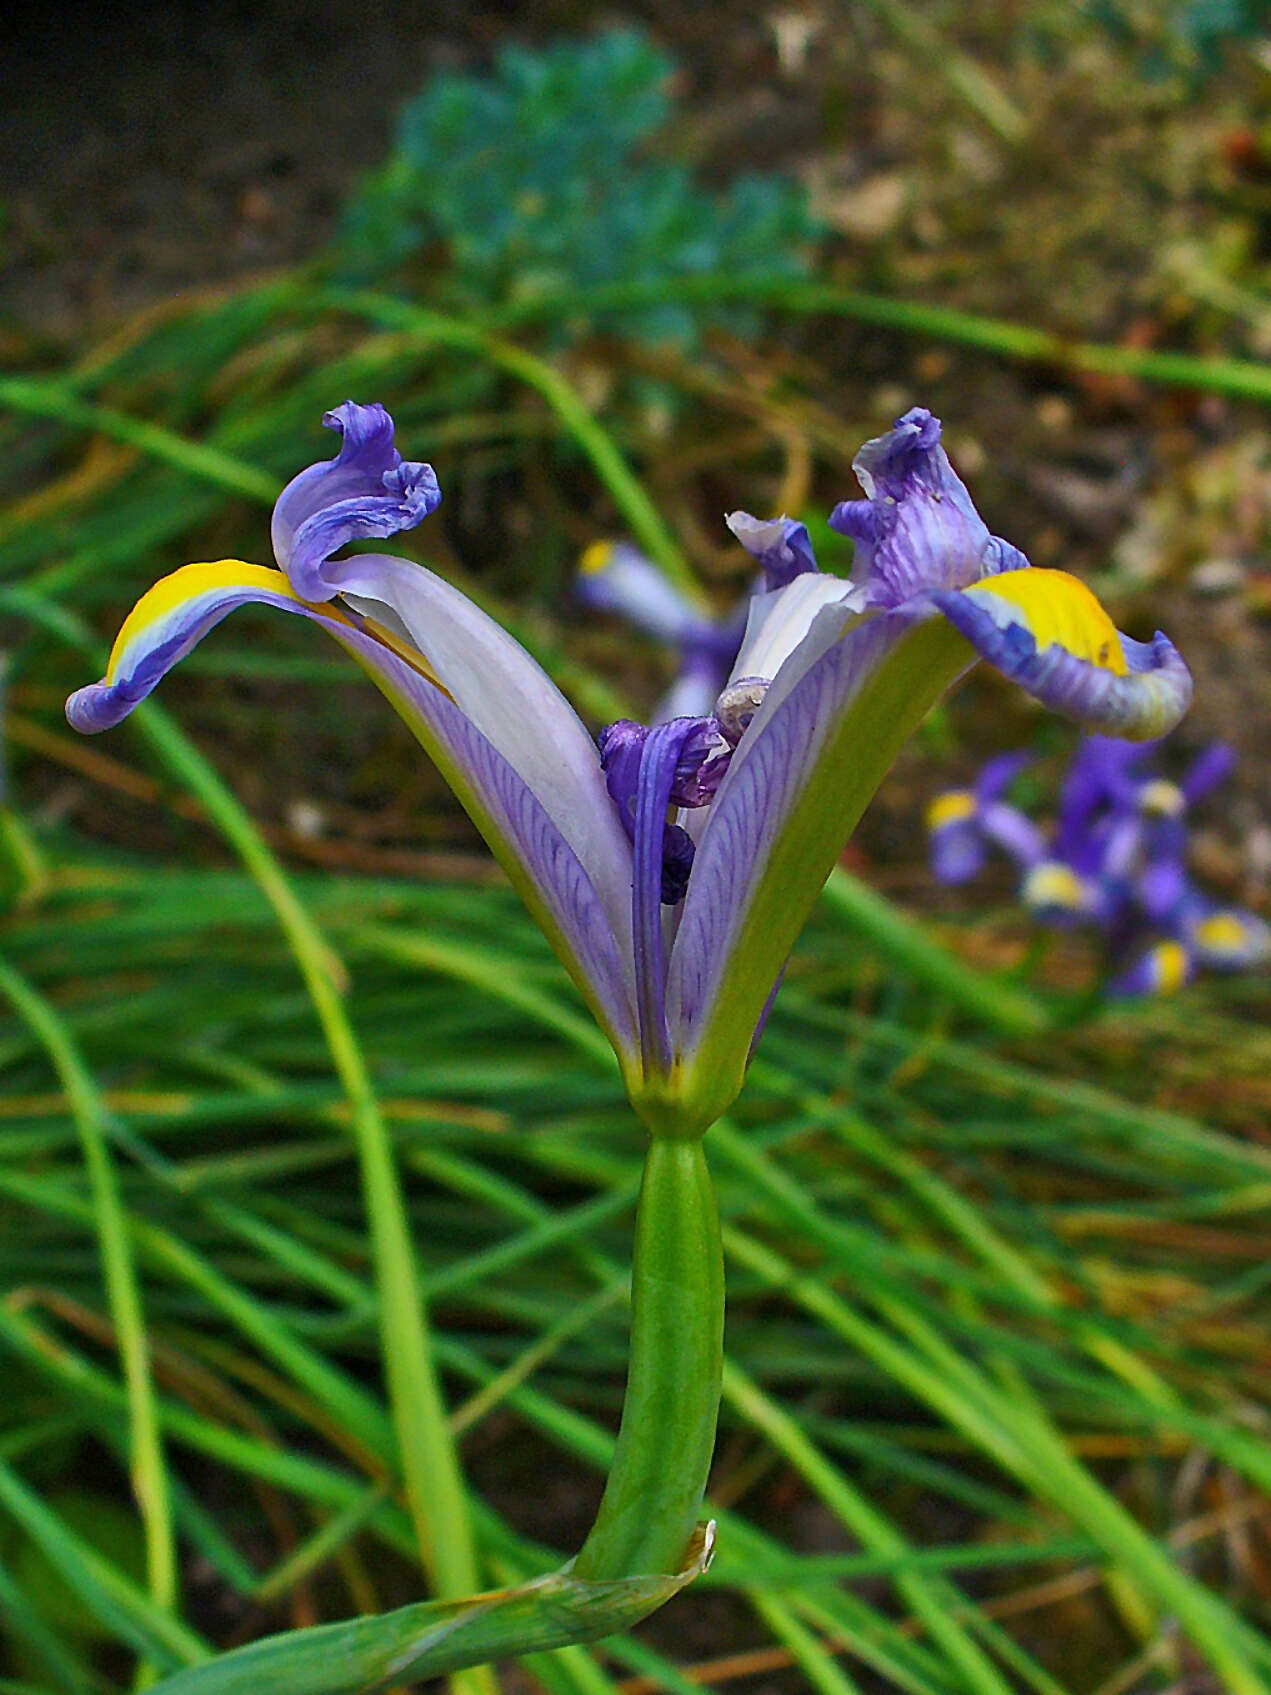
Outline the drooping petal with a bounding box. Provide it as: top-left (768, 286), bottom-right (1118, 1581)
top-left (929, 569), bottom-right (1192, 741)
top-left (980, 801), bottom-right (1048, 868)
top-left (828, 407), bottom-right (1022, 607)
top-left (926, 790), bottom-right (985, 884)
top-left (666, 610), bottom-right (974, 1126)
top-left (66, 561), bottom-right (331, 733)
top-left (66, 561), bottom-right (640, 1066)
top-left (270, 402), bottom-right (441, 601)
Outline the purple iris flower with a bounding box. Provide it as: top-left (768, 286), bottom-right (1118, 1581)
top-left (927, 751), bottom-right (1045, 886)
top-left (932, 723), bottom-right (1266, 997)
top-left (67, 402), bottom-right (1192, 1129)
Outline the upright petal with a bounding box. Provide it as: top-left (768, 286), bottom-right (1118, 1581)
top-left (667, 610), bottom-right (974, 1126)
top-left (66, 560), bottom-right (640, 1066)
top-left (270, 402), bottom-right (441, 601)
top-left (828, 407), bottom-right (1021, 606)
top-left (725, 512), bottom-right (819, 590)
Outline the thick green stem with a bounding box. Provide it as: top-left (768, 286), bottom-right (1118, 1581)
top-left (571, 1136), bottom-right (724, 1580)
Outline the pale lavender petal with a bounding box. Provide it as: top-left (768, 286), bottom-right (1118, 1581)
top-left (930, 820), bottom-right (986, 884)
top-left (668, 611), bottom-right (970, 1087)
top-left (270, 402), bottom-right (441, 601)
top-left (332, 551), bottom-right (637, 975)
top-left (980, 801), bottom-right (1047, 868)
top-left (576, 541), bottom-right (717, 648)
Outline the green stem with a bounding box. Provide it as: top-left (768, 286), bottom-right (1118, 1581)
top-left (571, 1136), bottom-right (724, 1580)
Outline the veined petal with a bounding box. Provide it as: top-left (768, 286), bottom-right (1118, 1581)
top-left (270, 402), bottom-right (441, 601)
top-left (930, 568), bottom-right (1192, 741)
top-left (65, 561), bottom-right (640, 1064)
top-left (331, 552), bottom-right (638, 978)
top-left (828, 407), bottom-right (1022, 607)
top-left (666, 611), bottom-right (973, 1126)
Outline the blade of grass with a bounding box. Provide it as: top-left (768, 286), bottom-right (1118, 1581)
top-left (0, 957), bottom-right (178, 1635)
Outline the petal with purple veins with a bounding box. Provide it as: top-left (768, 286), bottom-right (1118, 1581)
top-left (65, 558), bottom-right (640, 1067)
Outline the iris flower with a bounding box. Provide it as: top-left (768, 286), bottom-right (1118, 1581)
top-left (68, 401), bottom-right (1191, 1133)
top-left (927, 728), bottom-right (1267, 996)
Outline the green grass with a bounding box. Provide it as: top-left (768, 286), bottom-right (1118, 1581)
top-left (4, 197), bottom-right (1271, 1690)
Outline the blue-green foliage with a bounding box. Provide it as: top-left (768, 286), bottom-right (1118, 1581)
top-left (335, 29), bottom-right (818, 344)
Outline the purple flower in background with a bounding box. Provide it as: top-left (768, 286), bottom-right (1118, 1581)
top-left (576, 540), bottom-right (746, 723)
top-left (69, 403), bottom-right (1192, 1128)
top-left (929, 723), bottom-right (1267, 996)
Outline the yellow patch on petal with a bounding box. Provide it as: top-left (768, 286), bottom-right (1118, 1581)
top-left (1151, 940), bottom-right (1189, 994)
top-left (963, 569), bottom-right (1128, 674)
top-left (1194, 912), bottom-right (1248, 953)
top-left (107, 560), bottom-right (298, 681)
top-left (1022, 861), bottom-right (1090, 913)
top-left (926, 789), bottom-right (976, 830)
top-left (580, 540), bottom-right (617, 576)
top-left (1137, 779), bottom-right (1184, 818)
top-left (107, 558), bottom-right (447, 697)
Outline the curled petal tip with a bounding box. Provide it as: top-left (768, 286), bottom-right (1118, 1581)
top-left (66, 680), bottom-right (131, 734)
top-left (273, 400), bottom-right (441, 602)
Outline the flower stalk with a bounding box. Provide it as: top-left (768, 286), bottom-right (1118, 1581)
top-left (572, 1133), bottom-right (724, 1582)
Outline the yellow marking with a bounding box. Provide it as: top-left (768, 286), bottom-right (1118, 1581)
top-left (963, 569), bottom-right (1128, 674)
top-left (1194, 912), bottom-right (1248, 953)
top-left (1137, 779), bottom-right (1184, 818)
top-left (926, 790), bottom-right (977, 830)
top-left (107, 557), bottom-right (449, 698)
top-left (580, 540), bottom-right (617, 575)
top-left (1151, 940), bottom-right (1189, 994)
top-left (1022, 860), bottom-right (1089, 912)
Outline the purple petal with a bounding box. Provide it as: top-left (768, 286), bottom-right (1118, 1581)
top-left (828, 408), bottom-right (1006, 606)
top-left (1180, 741), bottom-right (1236, 805)
top-left (929, 819), bottom-right (987, 884)
top-left (330, 551), bottom-right (637, 975)
top-left (980, 801), bottom-right (1047, 868)
top-left (1107, 940), bottom-right (1194, 997)
top-left (270, 402), bottom-right (441, 602)
top-left (725, 512), bottom-right (819, 590)
top-left (930, 589), bottom-right (1193, 741)
top-left (632, 719), bottom-right (712, 1074)
top-left (667, 610), bottom-right (972, 1116)
top-left (975, 750), bottom-right (1033, 802)
top-left (65, 557), bottom-right (640, 1063)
